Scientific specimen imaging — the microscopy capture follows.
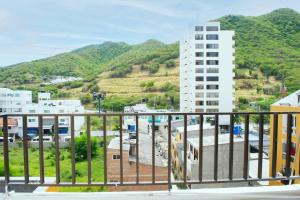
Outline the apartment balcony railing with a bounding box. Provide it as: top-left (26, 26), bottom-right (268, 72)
top-left (1, 112), bottom-right (300, 191)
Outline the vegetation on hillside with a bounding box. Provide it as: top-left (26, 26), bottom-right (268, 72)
top-left (0, 8), bottom-right (299, 111)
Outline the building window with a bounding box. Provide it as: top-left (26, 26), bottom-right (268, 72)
top-left (196, 101), bottom-right (204, 106)
top-left (207, 92), bottom-right (219, 98)
top-left (206, 44), bottom-right (219, 49)
top-left (196, 76), bottom-right (204, 81)
top-left (206, 26), bottom-right (218, 31)
top-left (206, 34), bottom-right (219, 40)
top-left (195, 68), bottom-right (204, 73)
top-left (195, 52), bottom-right (204, 57)
top-left (207, 52), bottom-right (219, 57)
top-left (195, 92), bottom-right (204, 98)
top-left (207, 76), bottom-right (219, 81)
top-left (195, 60), bottom-right (204, 65)
top-left (195, 34), bottom-right (204, 40)
top-left (44, 110), bottom-right (50, 113)
top-left (195, 84), bottom-right (204, 90)
top-left (0, 108), bottom-right (2, 113)
top-left (195, 26), bottom-right (203, 31)
top-left (207, 68), bottom-right (219, 73)
top-left (195, 109), bottom-right (204, 112)
top-left (207, 85), bottom-right (219, 90)
top-left (112, 155), bottom-right (121, 160)
top-left (195, 43), bottom-right (204, 49)
top-left (29, 110), bottom-right (35, 113)
top-left (206, 109), bottom-right (219, 113)
top-left (206, 101), bottom-right (219, 106)
top-left (28, 118), bottom-right (36, 123)
top-left (298, 95), bottom-right (300, 103)
top-left (207, 60), bottom-right (219, 65)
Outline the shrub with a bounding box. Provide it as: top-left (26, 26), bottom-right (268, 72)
top-left (141, 63), bottom-right (159, 74)
top-left (80, 94), bottom-right (93, 105)
top-left (75, 134), bottom-right (98, 162)
top-left (165, 60), bottom-right (176, 68)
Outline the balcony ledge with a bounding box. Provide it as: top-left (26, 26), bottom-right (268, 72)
top-left (2, 185), bottom-right (300, 200)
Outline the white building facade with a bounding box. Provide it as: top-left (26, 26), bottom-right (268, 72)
top-left (0, 88), bottom-right (85, 137)
top-left (180, 22), bottom-right (235, 125)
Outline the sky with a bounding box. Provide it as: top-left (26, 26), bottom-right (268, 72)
top-left (0, 0), bottom-right (299, 66)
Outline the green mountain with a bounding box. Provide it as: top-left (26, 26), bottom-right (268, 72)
top-left (219, 8), bottom-right (300, 91)
top-left (0, 42), bottom-right (131, 85)
top-left (0, 8), bottom-right (300, 109)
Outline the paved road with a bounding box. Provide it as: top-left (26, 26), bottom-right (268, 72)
top-left (2, 185), bottom-right (300, 200)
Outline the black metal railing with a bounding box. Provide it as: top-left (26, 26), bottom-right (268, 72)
top-left (1, 112), bottom-right (300, 190)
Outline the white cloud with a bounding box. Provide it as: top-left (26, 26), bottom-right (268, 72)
top-left (40, 32), bottom-right (113, 41)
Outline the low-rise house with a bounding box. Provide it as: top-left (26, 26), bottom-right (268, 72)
top-left (0, 88), bottom-right (85, 139)
top-left (269, 89), bottom-right (300, 185)
top-left (107, 133), bottom-right (168, 191)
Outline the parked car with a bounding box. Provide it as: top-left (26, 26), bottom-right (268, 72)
top-left (0, 137), bottom-right (14, 143)
top-left (31, 136), bottom-right (53, 142)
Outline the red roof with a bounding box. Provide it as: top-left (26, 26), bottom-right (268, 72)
top-left (0, 118), bottom-right (18, 127)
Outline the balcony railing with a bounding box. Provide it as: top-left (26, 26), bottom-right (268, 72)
top-left (1, 112), bottom-right (300, 191)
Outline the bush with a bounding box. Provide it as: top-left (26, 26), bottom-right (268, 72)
top-left (80, 94), bottom-right (93, 105)
top-left (238, 97), bottom-right (249, 105)
top-left (75, 134), bottom-right (98, 162)
top-left (141, 63), bottom-right (159, 74)
top-left (165, 60), bottom-right (176, 68)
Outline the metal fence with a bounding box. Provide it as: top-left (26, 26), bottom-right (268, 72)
top-left (1, 112), bottom-right (300, 190)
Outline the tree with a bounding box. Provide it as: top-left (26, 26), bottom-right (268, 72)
top-left (165, 60), bottom-right (176, 68)
top-left (80, 94), bottom-right (92, 105)
top-left (74, 134), bottom-right (98, 162)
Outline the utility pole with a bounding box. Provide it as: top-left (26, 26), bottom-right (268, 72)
top-left (93, 92), bottom-right (106, 114)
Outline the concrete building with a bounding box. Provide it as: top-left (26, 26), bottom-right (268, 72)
top-left (107, 133), bottom-right (168, 191)
top-left (0, 88), bottom-right (85, 137)
top-left (269, 89), bottom-right (300, 185)
top-left (180, 22), bottom-right (235, 125)
top-left (123, 103), bottom-right (181, 133)
top-left (186, 134), bottom-right (245, 188)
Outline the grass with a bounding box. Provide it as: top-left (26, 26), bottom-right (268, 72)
top-left (0, 142), bottom-right (108, 192)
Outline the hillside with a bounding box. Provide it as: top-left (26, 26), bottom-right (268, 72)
top-left (0, 8), bottom-right (299, 111)
top-left (219, 8), bottom-right (300, 91)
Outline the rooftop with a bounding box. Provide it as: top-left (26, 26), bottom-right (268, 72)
top-left (272, 89), bottom-right (300, 107)
top-left (176, 123), bottom-right (214, 133)
top-left (188, 134), bottom-right (244, 149)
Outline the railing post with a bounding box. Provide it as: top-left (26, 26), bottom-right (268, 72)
top-left (183, 114), bottom-right (187, 183)
top-left (103, 115), bottom-right (107, 184)
top-left (136, 115), bottom-right (139, 184)
top-left (54, 115), bottom-right (60, 184)
top-left (3, 115), bottom-right (9, 185)
top-left (229, 114), bottom-right (234, 180)
top-left (38, 116), bottom-right (44, 184)
top-left (23, 116), bottom-right (29, 184)
top-left (86, 115), bottom-right (92, 184)
top-left (214, 114), bottom-right (219, 181)
top-left (243, 114), bottom-right (249, 180)
top-left (168, 115), bottom-right (172, 191)
top-left (198, 115), bottom-right (203, 182)
top-left (286, 113), bottom-right (292, 178)
top-left (258, 113), bottom-right (264, 179)
top-left (272, 114), bottom-right (278, 178)
top-left (119, 115), bottom-right (123, 184)
top-left (152, 115), bottom-right (155, 184)
top-left (70, 115), bottom-right (76, 184)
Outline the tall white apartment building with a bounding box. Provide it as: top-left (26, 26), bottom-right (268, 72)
top-left (0, 88), bottom-right (85, 137)
top-left (180, 22), bottom-right (235, 125)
